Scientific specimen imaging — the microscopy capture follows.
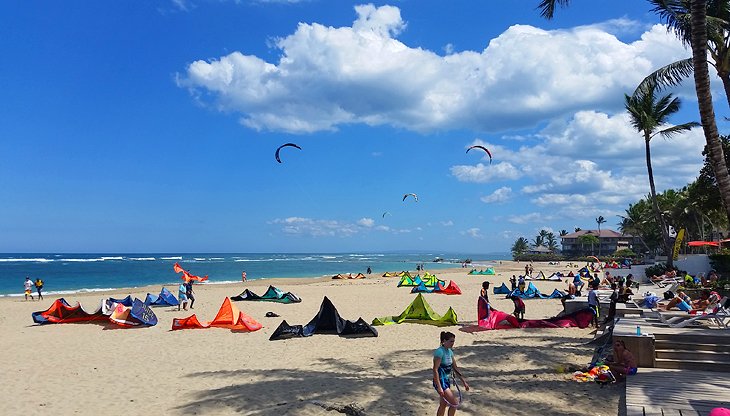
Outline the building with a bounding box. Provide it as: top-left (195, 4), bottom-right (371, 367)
top-left (560, 229), bottom-right (641, 257)
top-left (528, 245), bottom-right (551, 255)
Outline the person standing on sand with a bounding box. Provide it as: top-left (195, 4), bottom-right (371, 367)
top-left (34, 278), bottom-right (44, 301)
top-left (178, 282), bottom-right (188, 311)
top-left (185, 280), bottom-right (195, 309)
top-left (24, 277), bottom-right (34, 301)
top-left (241, 271), bottom-right (247, 282)
top-left (366, 266), bottom-right (372, 275)
top-left (433, 331), bottom-right (469, 416)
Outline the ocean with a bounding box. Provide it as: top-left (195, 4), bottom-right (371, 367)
top-left (0, 252), bottom-right (511, 296)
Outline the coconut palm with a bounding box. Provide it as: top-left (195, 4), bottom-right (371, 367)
top-left (625, 82), bottom-right (699, 268)
top-left (538, 0), bottom-right (730, 227)
top-left (688, 0), bottom-right (730, 227)
top-left (595, 216), bottom-right (607, 256)
top-left (512, 237), bottom-right (531, 259)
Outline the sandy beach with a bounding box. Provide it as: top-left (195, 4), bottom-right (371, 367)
top-left (0, 261), bottom-right (622, 415)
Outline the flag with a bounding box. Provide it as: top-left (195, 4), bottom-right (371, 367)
top-left (673, 228), bottom-right (685, 261)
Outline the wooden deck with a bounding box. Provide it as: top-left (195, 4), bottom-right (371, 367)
top-left (626, 368), bottom-right (730, 415)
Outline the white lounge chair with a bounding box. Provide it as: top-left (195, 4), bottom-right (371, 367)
top-left (665, 296), bottom-right (730, 329)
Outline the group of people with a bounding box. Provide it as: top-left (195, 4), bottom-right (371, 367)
top-left (23, 276), bottom-right (44, 301)
top-left (177, 280), bottom-right (196, 311)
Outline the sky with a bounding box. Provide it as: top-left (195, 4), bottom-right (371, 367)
top-left (2, 0), bottom-right (729, 254)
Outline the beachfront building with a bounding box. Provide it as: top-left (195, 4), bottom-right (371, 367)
top-left (560, 229), bottom-right (641, 257)
top-left (528, 245), bottom-right (552, 255)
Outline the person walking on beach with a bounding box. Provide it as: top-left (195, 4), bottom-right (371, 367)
top-left (24, 277), bottom-right (34, 301)
top-left (185, 280), bottom-right (195, 309)
top-left (433, 331), bottom-right (469, 416)
top-left (524, 264), bottom-right (529, 276)
top-left (34, 278), bottom-right (44, 301)
top-left (509, 275), bottom-right (517, 291)
top-left (241, 271), bottom-right (247, 282)
top-left (178, 282), bottom-right (188, 311)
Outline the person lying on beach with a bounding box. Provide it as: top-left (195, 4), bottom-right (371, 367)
top-left (662, 289), bottom-right (710, 312)
top-left (606, 340), bottom-right (637, 380)
top-left (650, 269), bottom-right (678, 282)
top-left (433, 331), bottom-right (469, 416)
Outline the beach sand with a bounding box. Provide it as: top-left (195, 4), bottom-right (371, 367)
top-left (0, 261), bottom-right (622, 415)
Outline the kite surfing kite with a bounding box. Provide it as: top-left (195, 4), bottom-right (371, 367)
top-left (403, 193), bottom-right (418, 202)
top-left (382, 211), bottom-right (391, 218)
top-left (466, 145), bottom-right (493, 164)
top-left (173, 262), bottom-right (209, 283)
top-left (275, 143), bottom-right (302, 163)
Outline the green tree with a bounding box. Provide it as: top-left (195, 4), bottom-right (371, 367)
top-left (511, 237), bottom-right (530, 259)
top-left (578, 234), bottom-right (600, 256)
top-left (625, 81), bottom-right (699, 268)
top-left (538, 0), bottom-right (730, 228)
top-left (545, 232), bottom-right (559, 253)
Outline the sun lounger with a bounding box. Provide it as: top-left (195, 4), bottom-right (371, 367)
top-left (664, 296), bottom-right (730, 329)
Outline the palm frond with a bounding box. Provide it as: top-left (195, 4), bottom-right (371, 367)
top-left (634, 58), bottom-right (693, 94)
top-left (537, 0), bottom-right (571, 20)
top-left (657, 122), bottom-right (701, 139)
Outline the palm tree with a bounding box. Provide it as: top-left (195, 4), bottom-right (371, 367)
top-left (595, 215), bottom-right (607, 256)
top-left (559, 229), bottom-right (568, 236)
top-left (618, 201), bottom-right (654, 253)
top-left (512, 237), bottom-right (531, 259)
top-left (578, 234), bottom-right (600, 256)
top-left (574, 227), bottom-right (582, 232)
top-left (538, 0), bottom-right (730, 227)
top-left (545, 232), bottom-right (559, 253)
top-left (689, 0), bottom-right (730, 227)
top-left (625, 82), bottom-right (699, 268)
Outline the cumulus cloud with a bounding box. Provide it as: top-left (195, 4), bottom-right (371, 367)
top-left (481, 187), bottom-right (512, 203)
top-left (357, 217), bottom-right (375, 227)
top-left (462, 227), bottom-right (483, 239)
top-left (451, 110), bottom-right (705, 224)
top-left (179, 5), bottom-right (688, 133)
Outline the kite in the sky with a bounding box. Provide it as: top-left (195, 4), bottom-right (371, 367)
top-left (382, 211), bottom-right (391, 218)
top-left (275, 143), bottom-right (302, 163)
top-left (403, 193), bottom-right (418, 202)
top-left (466, 145), bottom-right (493, 164)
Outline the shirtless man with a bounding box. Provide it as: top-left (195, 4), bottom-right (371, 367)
top-left (607, 340), bottom-right (637, 380)
top-left (561, 280), bottom-right (577, 307)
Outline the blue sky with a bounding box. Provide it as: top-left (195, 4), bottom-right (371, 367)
top-left (1, 1), bottom-right (727, 253)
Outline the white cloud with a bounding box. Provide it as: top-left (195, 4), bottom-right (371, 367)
top-left (508, 212), bottom-right (556, 224)
top-left (441, 220), bottom-right (454, 226)
top-left (272, 217), bottom-right (358, 237)
top-left (481, 186), bottom-right (512, 203)
top-left (179, 6), bottom-right (688, 133)
top-left (357, 217), bottom-right (375, 227)
top-left (450, 162), bottom-right (522, 183)
top-left (461, 227), bottom-right (483, 239)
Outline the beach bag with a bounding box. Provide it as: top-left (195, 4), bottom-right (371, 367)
top-left (663, 290), bottom-right (675, 301)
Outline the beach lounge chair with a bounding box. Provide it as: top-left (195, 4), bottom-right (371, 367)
top-left (664, 296), bottom-right (730, 329)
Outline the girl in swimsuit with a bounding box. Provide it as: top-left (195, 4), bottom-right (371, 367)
top-left (433, 331), bottom-right (469, 416)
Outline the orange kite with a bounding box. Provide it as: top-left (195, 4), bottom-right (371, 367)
top-left (171, 297), bottom-right (262, 332)
top-left (173, 262), bottom-right (209, 282)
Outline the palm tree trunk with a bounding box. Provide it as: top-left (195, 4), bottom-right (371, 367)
top-left (691, 0), bottom-right (730, 227)
top-left (645, 136), bottom-right (674, 268)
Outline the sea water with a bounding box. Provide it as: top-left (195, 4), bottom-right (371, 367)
top-left (0, 252), bottom-right (510, 296)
